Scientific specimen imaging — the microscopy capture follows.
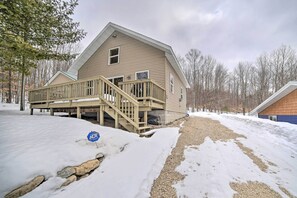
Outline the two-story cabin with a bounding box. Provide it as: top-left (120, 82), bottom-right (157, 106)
top-left (29, 22), bottom-right (190, 132)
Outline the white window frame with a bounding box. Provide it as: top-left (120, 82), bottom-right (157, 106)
top-left (268, 115), bottom-right (277, 121)
top-left (108, 47), bottom-right (120, 65)
top-left (107, 75), bottom-right (125, 83)
top-left (170, 73), bottom-right (174, 94)
top-left (135, 70), bottom-right (149, 80)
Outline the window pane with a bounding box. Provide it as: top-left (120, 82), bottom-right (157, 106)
top-left (169, 73), bottom-right (174, 93)
top-left (114, 77), bottom-right (123, 86)
top-left (136, 71), bottom-right (148, 80)
top-left (110, 56), bottom-right (119, 64)
top-left (110, 48), bottom-right (119, 56)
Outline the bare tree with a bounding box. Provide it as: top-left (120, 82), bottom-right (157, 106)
top-left (234, 62), bottom-right (252, 115)
top-left (270, 45), bottom-right (296, 92)
top-left (254, 53), bottom-right (271, 104)
top-left (185, 49), bottom-right (203, 109)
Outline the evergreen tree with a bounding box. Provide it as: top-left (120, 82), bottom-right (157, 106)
top-left (0, 0), bottom-right (86, 110)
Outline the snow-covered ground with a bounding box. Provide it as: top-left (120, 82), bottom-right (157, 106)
top-left (0, 104), bottom-right (179, 198)
top-left (1, 103), bottom-right (296, 198)
top-left (175, 112), bottom-right (297, 197)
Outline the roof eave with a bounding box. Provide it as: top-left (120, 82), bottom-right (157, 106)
top-left (250, 81), bottom-right (297, 115)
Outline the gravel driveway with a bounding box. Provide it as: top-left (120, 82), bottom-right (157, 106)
top-left (150, 116), bottom-right (293, 198)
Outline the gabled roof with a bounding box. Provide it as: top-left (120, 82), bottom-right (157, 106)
top-left (250, 81), bottom-right (297, 115)
top-left (45, 71), bottom-right (77, 86)
top-left (67, 22), bottom-right (190, 88)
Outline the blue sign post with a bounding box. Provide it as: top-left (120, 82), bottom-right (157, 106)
top-left (87, 131), bottom-right (100, 147)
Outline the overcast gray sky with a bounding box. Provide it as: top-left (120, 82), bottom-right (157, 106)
top-left (73, 0), bottom-right (297, 70)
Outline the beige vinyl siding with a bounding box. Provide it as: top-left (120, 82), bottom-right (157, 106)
top-left (49, 74), bottom-right (73, 85)
top-left (165, 58), bottom-right (187, 113)
top-left (78, 31), bottom-right (165, 88)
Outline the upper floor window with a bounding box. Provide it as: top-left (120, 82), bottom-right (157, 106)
top-left (108, 47), bottom-right (120, 65)
top-left (170, 73), bottom-right (174, 94)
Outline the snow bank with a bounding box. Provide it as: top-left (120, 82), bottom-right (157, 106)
top-left (0, 106), bottom-right (179, 197)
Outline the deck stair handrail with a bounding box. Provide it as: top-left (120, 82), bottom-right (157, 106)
top-left (98, 76), bottom-right (140, 129)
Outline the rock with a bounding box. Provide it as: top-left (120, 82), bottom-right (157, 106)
top-left (96, 153), bottom-right (104, 160)
top-left (5, 175), bottom-right (45, 198)
top-left (79, 173), bottom-right (89, 179)
top-left (57, 166), bottom-right (76, 178)
top-left (74, 159), bottom-right (100, 176)
top-left (60, 175), bottom-right (77, 187)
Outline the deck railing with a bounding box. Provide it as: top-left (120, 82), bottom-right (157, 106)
top-left (29, 76), bottom-right (101, 103)
top-left (119, 79), bottom-right (166, 103)
top-left (29, 78), bottom-right (166, 104)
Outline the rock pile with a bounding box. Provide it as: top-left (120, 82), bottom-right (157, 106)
top-left (5, 176), bottom-right (45, 198)
top-left (58, 153), bottom-right (104, 187)
top-left (5, 153), bottom-right (104, 198)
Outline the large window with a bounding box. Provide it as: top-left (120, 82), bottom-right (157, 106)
top-left (170, 73), bottom-right (174, 94)
top-left (135, 70), bottom-right (149, 80)
top-left (108, 47), bottom-right (120, 65)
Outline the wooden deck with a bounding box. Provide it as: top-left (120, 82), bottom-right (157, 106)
top-left (29, 76), bottom-right (166, 132)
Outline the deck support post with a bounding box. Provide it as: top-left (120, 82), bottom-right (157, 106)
top-left (115, 112), bottom-right (119, 128)
top-left (99, 106), bottom-right (104, 126)
top-left (77, 107), bottom-right (81, 119)
top-left (144, 111), bottom-right (148, 125)
top-left (30, 108), bottom-right (34, 115)
top-left (50, 108), bottom-right (54, 116)
top-left (97, 111), bottom-right (100, 122)
top-left (68, 112), bottom-right (71, 117)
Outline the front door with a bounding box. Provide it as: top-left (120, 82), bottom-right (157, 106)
top-left (108, 76), bottom-right (124, 87)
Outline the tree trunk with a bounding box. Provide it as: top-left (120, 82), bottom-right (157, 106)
top-left (7, 69), bottom-right (12, 103)
top-left (15, 73), bottom-right (20, 104)
top-left (20, 70), bottom-right (25, 111)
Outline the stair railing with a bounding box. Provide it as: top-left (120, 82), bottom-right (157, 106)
top-left (98, 76), bottom-right (140, 129)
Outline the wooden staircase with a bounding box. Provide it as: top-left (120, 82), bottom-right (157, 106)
top-left (98, 76), bottom-right (149, 133)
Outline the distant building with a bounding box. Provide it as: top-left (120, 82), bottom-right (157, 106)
top-left (250, 81), bottom-right (297, 124)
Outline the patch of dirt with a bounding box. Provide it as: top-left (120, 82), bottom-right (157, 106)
top-left (279, 186), bottom-right (296, 198)
top-left (235, 141), bottom-right (268, 172)
top-left (230, 181), bottom-right (282, 198)
top-left (150, 116), bottom-right (245, 198)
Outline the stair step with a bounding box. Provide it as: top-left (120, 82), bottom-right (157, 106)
top-left (138, 126), bottom-right (150, 130)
